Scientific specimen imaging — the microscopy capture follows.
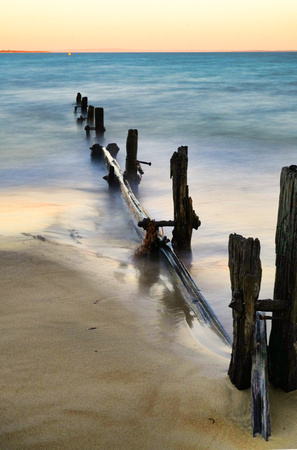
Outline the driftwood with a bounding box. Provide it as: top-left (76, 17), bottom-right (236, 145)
top-left (228, 233), bottom-right (262, 390)
top-left (269, 165), bottom-right (297, 391)
top-left (251, 312), bottom-right (271, 441)
top-left (170, 146), bottom-right (200, 252)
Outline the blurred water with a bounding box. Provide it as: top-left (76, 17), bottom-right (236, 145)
top-left (1, 52), bottom-right (297, 336)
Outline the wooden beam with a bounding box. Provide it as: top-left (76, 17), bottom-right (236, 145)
top-left (251, 312), bottom-right (271, 441)
top-left (255, 299), bottom-right (289, 312)
top-left (138, 219), bottom-right (175, 230)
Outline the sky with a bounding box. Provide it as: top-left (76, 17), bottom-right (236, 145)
top-left (1, 0), bottom-right (297, 52)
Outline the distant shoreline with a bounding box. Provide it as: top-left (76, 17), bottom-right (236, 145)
top-left (0, 50), bottom-right (51, 53)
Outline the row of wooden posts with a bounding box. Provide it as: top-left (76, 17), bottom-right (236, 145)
top-left (74, 93), bottom-right (297, 440)
top-left (75, 92), bottom-right (200, 253)
top-left (75, 92), bottom-right (106, 133)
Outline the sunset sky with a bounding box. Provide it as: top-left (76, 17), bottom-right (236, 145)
top-left (1, 0), bottom-right (297, 52)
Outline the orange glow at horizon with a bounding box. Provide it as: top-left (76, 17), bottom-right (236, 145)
top-left (1, 0), bottom-right (297, 52)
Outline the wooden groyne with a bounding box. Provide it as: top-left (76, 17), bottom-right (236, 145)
top-left (74, 93), bottom-right (297, 441)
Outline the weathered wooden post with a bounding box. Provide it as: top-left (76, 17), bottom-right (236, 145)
top-left (252, 313), bottom-right (271, 441)
top-left (170, 146), bottom-right (200, 252)
top-left (81, 96), bottom-right (88, 111)
top-left (125, 129), bottom-right (138, 189)
top-left (95, 107), bottom-right (105, 132)
top-left (106, 143), bottom-right (120, 159)
top-left (87, 105), bottom-right (94, 123)
top-left (269, 165), bottom-right (297, 392)
top-left (76, 92), bottom-right (82, 105)
top-left (90, 143), bottom-right (103, 159)
top-left (103, 165), bottom-right (119, 188)
top-left (102, 144), bottom-right (120, 188)
top-left (228, 233), bottom-right (262, 389)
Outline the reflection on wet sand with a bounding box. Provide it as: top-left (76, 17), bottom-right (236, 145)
top-left (134, 251), bottom-right (231, 359)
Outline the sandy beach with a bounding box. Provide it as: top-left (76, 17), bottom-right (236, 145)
top-left (1, 198), bottom-right (297, 449)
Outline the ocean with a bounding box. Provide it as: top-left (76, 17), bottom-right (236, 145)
top-left (1, 51), bottom-right (297, 338)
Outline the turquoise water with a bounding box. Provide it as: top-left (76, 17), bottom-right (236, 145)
top-left (1, 52), bottom-right (297, 335)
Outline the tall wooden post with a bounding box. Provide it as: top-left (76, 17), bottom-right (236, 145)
top-left (170, 146), bottom-right (200, 252)
top-left (87, 105), bottom-right (94, 123)
top-left (269, 165), bottom-right (297, 392)
top-left (76, 92), bottom-right (82, 104)
top-left (228, 233), bottom-right (262, 390)
top-left (125, 129), bottom-right (138, 189)
top-left (81, 96), bottom-right (88, 111)
top-left (95, 107), bottom-right (105, 132)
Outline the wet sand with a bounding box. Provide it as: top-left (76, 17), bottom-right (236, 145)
top-left (1, 199), bottom-right (297, 449)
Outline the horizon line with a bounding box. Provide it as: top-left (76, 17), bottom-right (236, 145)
top-left (1, 49), bottom-right (297, 54)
